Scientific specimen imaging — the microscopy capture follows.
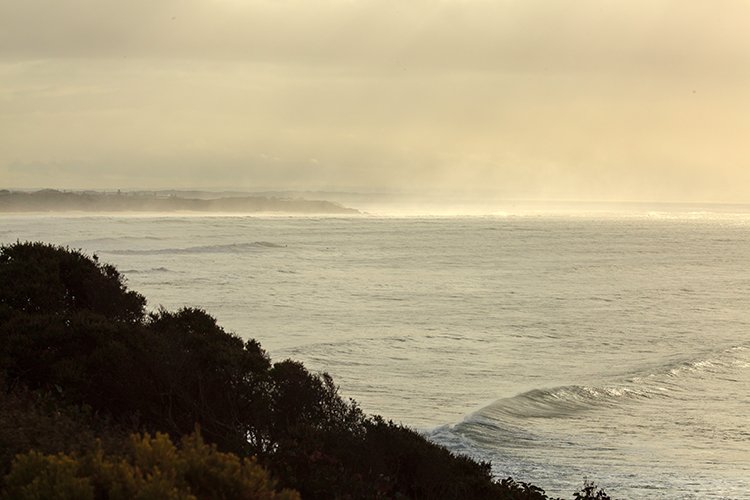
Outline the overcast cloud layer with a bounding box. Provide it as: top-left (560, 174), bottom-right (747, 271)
top-left (2, 0), bottom-right (749, 201)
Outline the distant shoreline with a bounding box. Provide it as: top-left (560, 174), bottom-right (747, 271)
top-left (0, 189), bottom-right (360, 215)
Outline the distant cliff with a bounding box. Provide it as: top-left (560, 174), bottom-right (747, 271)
top-left (0, 189), bottom-right (360, 214)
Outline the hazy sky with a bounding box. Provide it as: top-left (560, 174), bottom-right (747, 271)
top-left (2, 0), bottom-right (750, 202)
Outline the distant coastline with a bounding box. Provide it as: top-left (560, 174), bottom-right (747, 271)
top-left (0, 189), bottom-right (360, 214)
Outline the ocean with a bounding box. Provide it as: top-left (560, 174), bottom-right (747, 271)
top-left (2, 211), bottom-right (748, 498)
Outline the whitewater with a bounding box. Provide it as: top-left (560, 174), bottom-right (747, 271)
top-left (2, 211), bottom-right (749, 498)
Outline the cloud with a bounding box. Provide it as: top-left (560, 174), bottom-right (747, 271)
top-left (3, 0), bottom-right (750, 76)
top-left (2, 0), bottom-right (750, 201)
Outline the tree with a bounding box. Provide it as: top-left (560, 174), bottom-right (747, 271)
top-left (0, 242), bottom-right (145, 323)
top-left (0, 242), bottom-right (609, 499)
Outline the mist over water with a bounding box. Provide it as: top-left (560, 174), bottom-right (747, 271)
top-left (2, 210), bottom-right (749, 498)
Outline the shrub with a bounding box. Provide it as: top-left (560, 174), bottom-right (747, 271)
top-left (0, 242), bottom-right (145, 323)
top-left (0, 242), bottom-right (612, 499)
top-left (2, 431), bottom-right (299, 500)
top-left (573, 480), bottom-right (611, 500)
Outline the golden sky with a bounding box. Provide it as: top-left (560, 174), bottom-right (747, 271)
top-left (2, 0), bottom-right (749, 202)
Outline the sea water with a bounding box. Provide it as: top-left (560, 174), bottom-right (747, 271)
top-left (1, 212), bottom-right (749, 498)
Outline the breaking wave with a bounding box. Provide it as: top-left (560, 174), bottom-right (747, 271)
top-left (70, 236), bottom-right (165, 245)
top-left (120, 266), bottom-right (175, 274)
top-left (456, 343), bottom-right (749, 424)
top-left (105, 242), bottom-right (285, 255)
top-left (479, 384), bottom-right (652, 420)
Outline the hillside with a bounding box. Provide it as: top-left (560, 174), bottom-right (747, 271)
top-left (0, 190), bottom-right (359, 214)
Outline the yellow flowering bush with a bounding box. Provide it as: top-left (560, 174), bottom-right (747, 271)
top-left (2, 431), bottom-right (299, 500)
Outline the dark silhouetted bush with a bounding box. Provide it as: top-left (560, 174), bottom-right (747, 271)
top-left (0, 241), bottom-right (145, 322)
top-left (0, 242), bottom-right (610, 499)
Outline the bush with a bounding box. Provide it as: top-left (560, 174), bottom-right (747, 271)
top-left (0, 383), bottom-right (124, 476)
top-left (573, 480), bottom-right (611, 500)
top-left (0, 242), bottom-right (611, 499)
top-left (0, 242), bottom-right (145, 323)
top-left (2, 431), bottom-right (299, 500)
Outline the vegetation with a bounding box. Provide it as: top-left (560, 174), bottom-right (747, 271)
top-left (0, 189), bottom-right (359, 214)
top-left (3, 431), bottom-right (299, 500)
top-left (0, 242), bottom-right (610, 499)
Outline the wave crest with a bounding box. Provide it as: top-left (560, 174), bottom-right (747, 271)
top-left (480, 384), bottom-right (651, 420)
top-left (461, 343), bottom-right (750, 424)
top-left (121, 266), bottom-right (174, 274)
top-left (106, 242), bottom-right (285, 255)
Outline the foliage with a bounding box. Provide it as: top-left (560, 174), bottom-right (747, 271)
top-left (0, 383), bottom-right (125, 477)
top-left (0, 241), bottom-right (145, 322)
top-left (499, 477), bottom-right (550, 500)
top-left (3, 451), bottom-right (93, 500)
top-left (0, 242), bottom-right (611, 499)
top-left (573, 480), bottom-right (612, 500)
top-left (1, 431), bottom-right (299, 500)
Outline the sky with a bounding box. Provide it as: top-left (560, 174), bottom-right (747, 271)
top-left (2, 0), bottom-right (750, 202)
